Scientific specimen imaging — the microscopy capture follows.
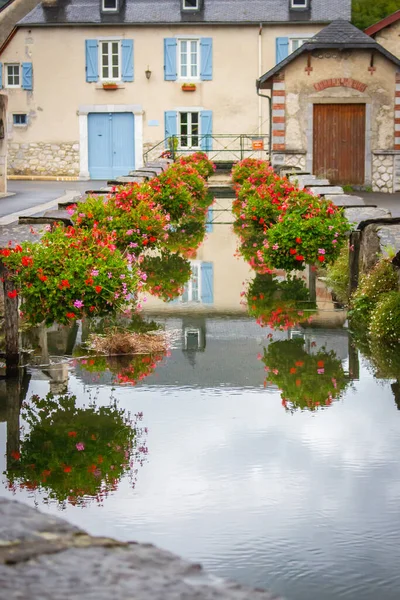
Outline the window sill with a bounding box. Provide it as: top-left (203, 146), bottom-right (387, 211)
top-left (13, 124), bottom-right (28, 128)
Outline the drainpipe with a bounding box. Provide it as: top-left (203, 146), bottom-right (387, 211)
top-left (256, 80), bottom-right (272, 160)
top-left (258, 23), bottom-right (263, 136)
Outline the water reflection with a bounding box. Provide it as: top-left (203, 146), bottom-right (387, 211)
top-left (262, 338), bottom-right (351, 411)
top-left (3, 390), bottom-right (147, 507)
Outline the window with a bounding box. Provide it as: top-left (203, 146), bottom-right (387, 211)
top-left (102, 0), bottom-right (118, 11)
top-left (183, 0), bottom-right (199, 9)
top-left (289, 38), bottom-right (310, 53)
top-left (179, 39), bottom-right (199, 79)
top-left (6, 64), bottom-right (20, 88)
top-left (179, 112), bottom-right (200, 149)
top-left (13, 113), bottom-right (27, 126)
top-left (290, 0), bottom-right (308, 7)
top-left (181, 263), bottom-right (200, 302)
top-left (100, 41), bottom-right (120, 80)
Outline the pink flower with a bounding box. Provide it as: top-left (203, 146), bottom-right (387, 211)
top-left (317, 368), bottom-right (325, 374)
top-left (318, 248), bottom-right (325, 255)
top-left (272, 244), bottom-right (279, 250)
top-left (91, 269), bottom-right (99, 276)
top-left (73, 300), bottom-right (84, 309)
top-left (76, 442), bottom-right (85, 451)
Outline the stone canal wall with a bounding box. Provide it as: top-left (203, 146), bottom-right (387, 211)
top-left (8, 142), bottom-right (80, 177)
top-left (0, 497), bottom-right (279, 600)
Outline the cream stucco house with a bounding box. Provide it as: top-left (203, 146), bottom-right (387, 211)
top-left (0, 0), bottom-right (350, 179)
top-left (365, 9), bottom-right (400, 59)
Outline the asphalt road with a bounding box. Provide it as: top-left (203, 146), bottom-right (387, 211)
top-left (0, 180), bottom-right (107, 217)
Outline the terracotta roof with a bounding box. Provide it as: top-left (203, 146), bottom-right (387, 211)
top-left (257, 19), bottom-right (400, 90)
top-left (17, 0), bottom-right (351, 26)
top-left (364, 10), bottom-right (400, 37)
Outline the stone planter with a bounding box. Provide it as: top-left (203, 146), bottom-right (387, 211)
top-left (182, 84), bottom-right (196, 92)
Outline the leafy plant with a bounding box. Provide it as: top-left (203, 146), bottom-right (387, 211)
top-left (1, 226), bottom-right (139, 326)
top-left (369, 292), bottom-right (400, 342)
top-left (349, 257), bottom-right (398, 329)
top-left (141, 251), bottom-right (192, 302)
top-left (325, 244), bottom-right (350, 304)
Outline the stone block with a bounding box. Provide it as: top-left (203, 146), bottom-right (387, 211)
top-left (0, 498), bottom-right (278, 600)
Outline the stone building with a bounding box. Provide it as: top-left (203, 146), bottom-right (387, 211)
top-left (257, 20), bottom-right (400, 193)
top-left (365, 9), bottom-right (400, 59)
top-left (0, 0), bottom-right (351, 178)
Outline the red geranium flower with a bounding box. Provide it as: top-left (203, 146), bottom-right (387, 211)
top-left (95, 285), bottom-right (102, 293)
top-left (68, 431), bottom-right (77, 437)
top-left (63, 466), bottom-right (72, 473)
top-left (295, 255), bottom-right (304, 261)
top-left (289, 248), bottom-right (297, 255)
top-left (7, 290), bottom-right (18, 299)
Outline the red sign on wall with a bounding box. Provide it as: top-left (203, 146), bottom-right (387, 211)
top-left (252, 139), bottom-right (264, 150)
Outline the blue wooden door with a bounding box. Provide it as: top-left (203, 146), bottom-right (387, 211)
top-left (88, 113), bottom-right (135, 179)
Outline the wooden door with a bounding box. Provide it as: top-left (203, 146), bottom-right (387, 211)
top-left (313, 104), bottom-right (365, 185)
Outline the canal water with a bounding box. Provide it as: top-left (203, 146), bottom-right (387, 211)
top-left (1, 204), bottom-right (400, 600)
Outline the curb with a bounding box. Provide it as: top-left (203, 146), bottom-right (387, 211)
top-left (0, 190), bottom-right (81, 226)
top-left (7, 176), bottom-right (83, 182)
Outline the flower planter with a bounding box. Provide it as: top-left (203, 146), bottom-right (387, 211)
top-left (182, 84), bottom-right (196, 92)
top-left (103, 84), bottom-right (118, 90)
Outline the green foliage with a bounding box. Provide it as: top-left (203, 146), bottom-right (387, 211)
top-left (262, 196), bottom-right (350, 271)
top-left (369, 292), bottom-right (400, 342)
top-left (262, 339), bottom-right (350, 411)
top-left (352, 0), bottom-right (398, 30)
top-left (177, 152), bottom-right (215, 179)
top-left (5, 392), bottom-right (146, 506)
top-left (349, 258), bottom-right (398, 328)
top-left (1, 226), bottom-right (138, 326)
top-left (77, 353), bottom-right (166, 385)
top-left (325, 244), bottom-right (350, 304)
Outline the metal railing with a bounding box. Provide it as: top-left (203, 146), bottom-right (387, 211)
top-left (143, 134), bottom-right (270, 163)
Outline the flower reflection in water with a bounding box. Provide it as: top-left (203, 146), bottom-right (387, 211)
top-left (4, 392), bottom-right (147, 507)
top-left (262, 338), bottom-right (350, 412)
top-left (244, 273), bottom-right (317, 330)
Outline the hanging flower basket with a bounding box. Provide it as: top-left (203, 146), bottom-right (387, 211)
top-left (103, 82), bottom-right (118, 90)
top-left (182, 83), bottom-right (196, 92)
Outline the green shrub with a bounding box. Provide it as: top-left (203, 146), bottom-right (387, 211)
top-left (369, 292), bottom-right (400, 342)
top-left (349, 258), bottom-right (398, 328)
top-left (325, 245), bottom-right (350, 304)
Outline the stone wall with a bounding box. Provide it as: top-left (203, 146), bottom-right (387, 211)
top-left (8, 142), bottom-right (80, 176)
top-left (271, 152), bottom-right (306, 170)
top-left (372, 152), bottom-right (394, 193)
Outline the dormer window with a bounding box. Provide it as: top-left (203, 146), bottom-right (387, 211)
top-left (102, 0), bottom-right (118, 12)
top-left (182, 0), bottom-right (199, 10)
top-left (290, 0), bottom-right (309, 8)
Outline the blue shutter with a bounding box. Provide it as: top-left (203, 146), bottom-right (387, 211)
top-left (85, 39), bottom-right (99, 82)
top-left (22, 62), bottom-right (33, 90)
top-left (164, 111), bottom-right (178, 148)
top-left (206, 208), bottom-right (213, 233)
top-left (181, 286), bottom-right (189, 303)
top-left (200, 38), bottom-right (213, 81)
top-left (164, 38), bottom-right (177, 81)
top-left (200, 110), bottom-right (213, 152)
top-left (201, 262), bottom-right (213, 304)
top-left (276, 37), bottom-right (289, 64)
top-left (121, 39), bottom-right (134, 82)
top-left (0, 64), bottom-right (3, 89)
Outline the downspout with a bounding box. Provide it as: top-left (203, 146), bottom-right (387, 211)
top-left (258, 22), bottom-right (263, 136)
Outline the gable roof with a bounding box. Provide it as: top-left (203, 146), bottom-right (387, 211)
top-left (257, 19), bottom-right (400, 90)
top-left (364, 10), bottom-right (400, 37)
top-left (17, 0), bottom-right (351, 27)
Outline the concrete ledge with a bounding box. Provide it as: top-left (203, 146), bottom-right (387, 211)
top-left (8, 176), bottom-right (80, 182)
top-left (0, 498), bottom-right (279, 600)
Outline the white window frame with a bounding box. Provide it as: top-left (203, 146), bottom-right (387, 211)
top-left (5, 64), bottom-right (21, 88)
top-left (100, 40), bottom-right (121, 81)
top-left (13, 113), bottom-right (27, 127)
top-left (102, 0), bottom-right (118, 11)
top-left (182, 0), bottom-right (199, 10)
top-left (178, 111), bottom-right (201, 151)
top-left (178, 38), bottom-right (200, 80)
top-left (290, 0), bottom-right (308, 8)
top-left (289, 38), bottom-right (310, 53)
top-left (184, 328), bottom-right (201, 349)
top-left (180, 260), bottom-right (202, 303)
